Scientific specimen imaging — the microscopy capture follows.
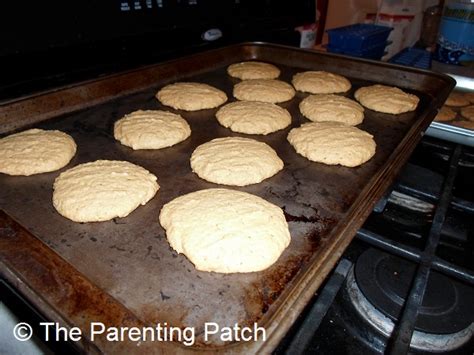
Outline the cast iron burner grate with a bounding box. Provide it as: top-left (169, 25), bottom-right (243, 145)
top-left (278, 137), bottom-right (474, 354)
top-left (354, 248), bottom-right (474, 335)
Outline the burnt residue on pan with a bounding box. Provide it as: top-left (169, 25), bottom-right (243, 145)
top-left (283, 206), bottom-right (337, 237)
top-left (259, 255), bottom-right (315, 313)
top-left (0, 224), bottom-right (17, 239)
top-left (0, 212), bottom-right (142, 333)
top-left (241, 216), bottom-right (334, 319)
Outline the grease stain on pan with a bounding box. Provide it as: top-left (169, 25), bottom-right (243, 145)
top-left (243, 225), bottom-right (326, 322)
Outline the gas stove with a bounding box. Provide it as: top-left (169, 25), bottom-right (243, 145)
top-left (277, 135), bottom-right (474, 354)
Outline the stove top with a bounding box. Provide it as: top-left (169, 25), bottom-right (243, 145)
top-left (277, 135), bottom-right (474, 354)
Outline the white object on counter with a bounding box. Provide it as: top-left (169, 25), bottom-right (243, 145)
top-left (296, 23), bottom-right (318, 48)
top-left (372, 0), bottom-right (424, 60)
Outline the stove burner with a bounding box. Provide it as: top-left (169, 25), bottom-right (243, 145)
top-left (354, 248), bottom-right (474, 335)
top-left (346, 265), bottom-right (474, 352)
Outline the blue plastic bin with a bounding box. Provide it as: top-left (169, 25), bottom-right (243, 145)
top-left (389, 47), bottom-right (432, 69)
top-left (327, 41), bottom-right (389, 60)
top-left (326, 24), bottom-right (393, 51)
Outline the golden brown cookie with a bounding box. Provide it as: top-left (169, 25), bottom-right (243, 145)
top-left (445, 92), bottom-right (470, 107)
top-left (159, 188), bottom-right (291, 273)
top-left (299, 94), bottom-right (364, 125)
top-left (233, 79), bottom-right (295, 103)
top-left (227, 61), bottom-right (280, 80)
top-left (460, 105), bottom-right (474, 121)
top-left (287, 122), bottom-right (376, 167)
top-left (190, 137), bottom-right (283, 186)
top-left (0, 129), bottom-right (77, 176)
top-left (463, 92), bottom-right (474, 104)
top-left (434, 106), bottom-right (456, 122)
top-left (156, 82), bottom-right (227, 111)
top-left (114, 110), bottom-right (191, 150)
top-left (451, 120), bottom-right (474, 130)
top-left (215, 101), bottom-right (291, 135)
top-left (53, 160), bottom-right (159, 222)
top-left (354, 84), bottom-right (419, 114)
top-left (292, 71), bottom-right (351, 94)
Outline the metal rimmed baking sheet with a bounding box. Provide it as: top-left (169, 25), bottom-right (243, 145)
top-left (0, 43), bottom-right (454, 353)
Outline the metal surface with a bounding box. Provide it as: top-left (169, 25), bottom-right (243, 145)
top-left (355, 248), bottom-right (474, 334)
top-left (356, 228), bottom-right (474, 285)
top-left (0, 43), bottom-right (455, 353)
top-left (387, 145), bottom-right (461, 354)
top-left (426, 73), bottom-right (474, 147)
top-left (427, 122), bottom-right (474, 147)
top-left (346, 267), bottom-right (474, 352)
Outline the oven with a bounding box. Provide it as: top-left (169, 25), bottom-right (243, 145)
top-left (1, 1), bottom-right (473, 354)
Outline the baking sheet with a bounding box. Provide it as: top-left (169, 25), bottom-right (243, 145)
top-left (0, 43), bottom-right (454, 353)
top-left (426, 73), bottom-right (474, 146)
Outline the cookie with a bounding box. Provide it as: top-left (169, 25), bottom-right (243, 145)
top-left (190, 137), bottom-right (283, 186)
top-left (463, 92), bottom-right (474, 104)
top-left (0, 129), bottom-right (76, 176)
top-left (451, 120), bottom-right (474, 130)
top-left (434, 106), bottom-right (456, 122)
top-left (299, 94), bottom-right (364, 125)
top-left (292, 71), bottom-right (351, 94)
top-left (156, 82), bottom-right (227, 111)
top-left (227, 61), bottom-right (280, 80)
top-left (445, 92), bottom-right (470, 107)
top-left (287, 122), bottom-right (376, 167)
top-left (460, 105), bottom-right (474, 121)
top-left (159, 188), bottom-right (291, 273)
top-left (233, 79), bottom-right (295, 103)
top-left (215, 101), bottom-right (291, 135)
top-left (354, 84), bottom-right (419, 114)
top-left (53, 160), bottom-right (159, 222)
top-left (114, 110), bottom-right (191, 150)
